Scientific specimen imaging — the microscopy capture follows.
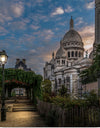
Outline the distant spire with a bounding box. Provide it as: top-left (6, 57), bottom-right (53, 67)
top-left (70, 16), bottom-right (74, 29)
top-left (60, 40), bottom-right (63, 47)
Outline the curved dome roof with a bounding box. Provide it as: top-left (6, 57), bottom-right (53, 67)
top-left (63, 29), bottom-right (82, 42)
top-left (56, 46), bottom-right (66, 58)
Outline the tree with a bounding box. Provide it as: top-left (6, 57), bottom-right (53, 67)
top-left (84, 90), bottom-right (98, 106)
top-left (41, 79), bottom-right (52, 102)
top-left (42, 79), bottom-right (51, 94)
top-left (58, 85), bottom-right (69, 97)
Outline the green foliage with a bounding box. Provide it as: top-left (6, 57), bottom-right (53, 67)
top-left (0, 68), bottom-right (43, 104)
top-left (51, 96), bottom-right (86, 108)
top-left (83, 90), bottom-right (98, 106)
top-left (0, 68), bottom-right (36, 85)
top-left (58, 85), bottom-right (69, 97)
top-left (44, 90), bottom-right (98, 109)
top-left (32, 75), bottom-right (43, 104)
top-left (41, 79), bottom-right (52, 102)
top-left (80, 44), bottom-right (100, 84)
top-left (42, 79), bottom-right (51, 94)
top-left (11, 91), bottom-right (16, 97)
top-left (51, 96), bottom-right (67, 108)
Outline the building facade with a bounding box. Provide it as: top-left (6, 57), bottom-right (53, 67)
top-left (44, 17), bottom-right (92, 97)
top-left (15, 59), bottom-right (31, 71)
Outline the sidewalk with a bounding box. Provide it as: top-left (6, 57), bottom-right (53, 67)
top-left (0, 111), bottom-right (47, 127)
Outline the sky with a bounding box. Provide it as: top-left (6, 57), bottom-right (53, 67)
top-left (0, 0), bottom-right (95, 75)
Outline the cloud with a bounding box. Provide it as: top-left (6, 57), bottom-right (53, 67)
top-left (0, 13), bottom-right (12, 24)
top-left (51, 7), bottom-right (64, 16)
top-left (86, 1), bottom-right (94, 9)
top-left (11, 3), bottom-right (24, 17)
top-left (8, 21), bottom-right (26, 31)
top-left (33, 29), bottom-right (54, 40)
top-left (30, 25), bottom-right (40, 30)
top-left (0, 26), bottom-right (8, 36)
top-left (75, 17), bottom-right (84, 26)
top-left (65, 5), bottom-right (74, 13)
top-left (44, 30), bottom-right (54, 40)
top-left (79, 25), bottom-right (95, 51)
top-left (29, 49), bottom-right (37, 54)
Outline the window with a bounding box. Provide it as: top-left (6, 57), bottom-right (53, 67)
top-left (68, 52), bottom-right (70, 57)
top-left (75, 51), bottom-right (78, 57)
top-left (79, 52), bottom-right (81, 57)
top-left (62, 60), bottom-right (65, 65)
top-left (58, 79), bottom-right (61, 84)
top-left (72, 51), bottom-right (74, 57)
top-left (57, 60), bottom-right (60, 64)
top-left (66, 77), bottom-right (70, 83)
top-left (66, 77), bottom-right (70, 91)
top-left (64, 78), bottom-right (66, 83)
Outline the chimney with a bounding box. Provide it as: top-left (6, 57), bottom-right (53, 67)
top-left (22, 59), bottom-right (26, 64)
top-left (16, 59), bottom-right (20, 65)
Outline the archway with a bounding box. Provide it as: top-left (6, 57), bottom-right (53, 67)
top-left (0, 68), bottom-right (43, 104)
top-left (5, 80), bottom-right (33, 100)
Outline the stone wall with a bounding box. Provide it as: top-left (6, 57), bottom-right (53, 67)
top-left (82, 81), bottom-right (98, 94)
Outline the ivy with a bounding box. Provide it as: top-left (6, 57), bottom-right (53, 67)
top-left (0, 68), bottom-right (43, 103)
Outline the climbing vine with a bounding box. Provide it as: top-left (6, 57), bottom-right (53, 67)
top-left (0, 68), bottom-right (43, 103)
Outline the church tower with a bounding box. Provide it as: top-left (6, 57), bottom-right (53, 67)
top-left (95, 0), bottom-right (100, 44)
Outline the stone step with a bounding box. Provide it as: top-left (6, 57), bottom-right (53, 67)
top-left (13, 104), bottom-right (33, 107)
top-left (13, 107), bottom-right (37, 112)
top-left (16, 100), bottom-right (31, 103)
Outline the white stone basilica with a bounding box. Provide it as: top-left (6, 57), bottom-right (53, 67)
top-left (44, 17), bottom-right (93, 97)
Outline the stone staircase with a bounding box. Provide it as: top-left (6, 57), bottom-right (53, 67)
top-left (5, 98), bottom-right (37, 112)
top-left (13, 98), bottom-right (36, 112)
top-left (13, 105), bottom-right (36, 112)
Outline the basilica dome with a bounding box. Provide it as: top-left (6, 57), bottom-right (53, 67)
top-left (60, 17), bottom-right (84, 60)
top-left (56, 45), bottom-right (66, 59)
top-left (62, 17), bottom-right (84, 50)
top-left (63, 29), bottom-right (82, 43)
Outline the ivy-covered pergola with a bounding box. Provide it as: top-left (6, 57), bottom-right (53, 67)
top-left (0, 68), bottom-right (42, 103)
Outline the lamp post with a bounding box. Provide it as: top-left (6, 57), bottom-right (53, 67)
top-left (0, 50), bottom-right (8, 121)
top-left (98, 70), bottom-right (100, 97)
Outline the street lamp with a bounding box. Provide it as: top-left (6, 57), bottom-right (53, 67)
top-left (0, 50), bottom-right (8, 121)
top-left (97, 70), bottom-right (100, 97)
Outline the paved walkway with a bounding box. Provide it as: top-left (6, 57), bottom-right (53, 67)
top-left (0, 98), bottom-right (47, 127)
top-left (0, 111), bottom-right (47, 127)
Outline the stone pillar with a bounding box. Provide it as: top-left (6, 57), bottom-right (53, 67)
top-left (31, 88), bottom-right (33, 100)
top-left (95, 0), bottom-right (100, 44)
top-left (98, 72), bottom-right (100, 97)
top-left (5, 88), bottom-right (8, 98)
